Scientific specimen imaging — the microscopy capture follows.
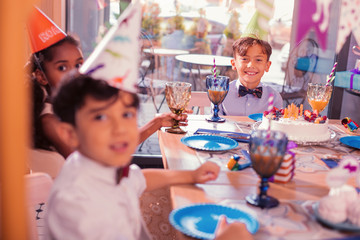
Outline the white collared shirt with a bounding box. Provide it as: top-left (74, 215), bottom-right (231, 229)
top-left (220, 79), bottom-right (283, 116)
top-left (44, 151), bottom-right (150, 240)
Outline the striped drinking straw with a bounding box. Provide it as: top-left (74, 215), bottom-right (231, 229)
top-left (213, 57), bottom-right (217, 78)
top-left (266, 93), bottom-right (274, 139)
top-left (326, 62), bottom-right (337, 86)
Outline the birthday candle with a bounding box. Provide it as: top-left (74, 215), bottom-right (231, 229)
top-left (326, 62), bottom-right (337, 85)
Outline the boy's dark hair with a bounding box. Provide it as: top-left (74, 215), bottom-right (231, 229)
top-left (232, 37), bottom-right (272, 61)
top-left (52, 74), bottom-right (139, 126)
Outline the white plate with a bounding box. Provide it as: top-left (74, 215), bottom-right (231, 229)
top-left (313, 202), bottom-right (360, 232)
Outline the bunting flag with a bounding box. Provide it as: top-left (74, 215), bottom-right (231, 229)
top-left (336, 0), bottom-right (360, 53)
top-left (296, 0), bottom-right (331, 51)
top-left (96, 0), bottom-right (107, 10)
top-left (80, 0), bottom-right (141, 93)
top-left (241, 0), bottom-right (274, 40)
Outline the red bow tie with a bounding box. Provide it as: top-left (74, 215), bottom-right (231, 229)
top-left (238, 86), bottom-right (263, 98)
top-left (115, 165), bottom-right (130, 184)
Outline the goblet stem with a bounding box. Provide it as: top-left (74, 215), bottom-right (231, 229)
top-left (172, 118), bottom-right (180, 129)
top-left (213, 104), bottom-right (220, 119)
top-left (259, 178), bottom-right (270, 208)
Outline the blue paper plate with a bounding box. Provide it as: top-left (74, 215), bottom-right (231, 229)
top-left (313, 202), bottom-right (360, 232)
top-left (194, 128), bottom-right (250, 143)
top-left (181, 135), bottom-right (238, 151)
top-left (169, 204), bottom-right (259, 239)
top-left (339, 136), bottom-right (360, 149)
top-left (248, 113), bottom-right (263, 122)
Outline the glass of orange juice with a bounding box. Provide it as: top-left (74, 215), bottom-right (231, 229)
top-left (307, 83), bottom-right (333, 113)
top-left (206, 75), bottom-right (229, 122)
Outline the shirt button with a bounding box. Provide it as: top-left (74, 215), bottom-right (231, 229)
top-left (247, 103), bottom-right (250, 106)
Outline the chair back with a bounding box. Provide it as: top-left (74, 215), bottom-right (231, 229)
top-left (188, 91), bottom-right (211, 114)
top-left (28, 149), bottom-right (65, 179)
top-left (25, 172), bottom-right (53, 240)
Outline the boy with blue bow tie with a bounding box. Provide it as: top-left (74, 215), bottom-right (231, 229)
top-left (220, 37), bottom-right (283, 116)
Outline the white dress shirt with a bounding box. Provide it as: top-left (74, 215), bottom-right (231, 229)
top-left (44, 151), bottom-right (150, 240)
top-left (220, 79), bottom-right (283, 116)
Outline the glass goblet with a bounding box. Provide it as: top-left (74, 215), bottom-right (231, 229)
top-left (206, 75), bottom-right (229, 123)
top-left (165, 82), bottom-right (192, 134)
top-left (307, 83), bottom-right (333, 113)
top-left (246, 130), bottom-right (288, 209)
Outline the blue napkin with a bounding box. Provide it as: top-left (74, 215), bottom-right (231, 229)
top-left (194, 128), bottom-right (250, 143)
top-left (320, 158), bottom-right (339, 169)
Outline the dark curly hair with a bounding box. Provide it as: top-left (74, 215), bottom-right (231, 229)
top-left (27, 35), bottom-right (80, 96)
top-left (52, 74), bottom-right (139, 126)
top-left (31, 79), bottom-right (53, 150)
top-left (232, 37), bottom-right (272, 61)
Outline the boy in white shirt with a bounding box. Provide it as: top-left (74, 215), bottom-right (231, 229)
top-left (44, 74), bottom-right (253, 240)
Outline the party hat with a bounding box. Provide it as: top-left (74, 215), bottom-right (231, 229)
top-left (241, 0), bottom-right (274, 40)
top-left (27, 6), bottom-right (67, 53)
top-left (80, 0), bottom-right (141, 93)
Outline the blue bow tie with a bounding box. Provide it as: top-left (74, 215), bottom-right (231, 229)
top-left (238, 86), bottom-right (263, 98)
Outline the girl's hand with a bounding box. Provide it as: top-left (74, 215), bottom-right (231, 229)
top-left (158, 109), bottom-right (193, 128)
top-left (193, 161), bottom-right (220, 183)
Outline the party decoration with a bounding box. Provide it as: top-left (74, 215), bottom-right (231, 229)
top-left (241, 0), bottom-right (274, 40)
top-left (26, 6), bottom-right (67, 53)
top-left (326, 157), bottom-right (359, 189)
top-left (80, 0), bottom-right (141, 93)
top-left (334, 70), bottom-right (360, 91)
top-left (336, 0), bottom-right (360, 53)
top-left (270, 141), bottom-right (297, 184)
top-left (296, 0), bottom-right (331, 51)
top-left (341, 117), bottom-right (359, 132)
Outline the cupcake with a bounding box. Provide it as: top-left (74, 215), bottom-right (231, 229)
top-left (329, 184), bottom-right (359, 206)
top-left (318, 195), bottom-right (347, 223)
top-left (348, 198), bottom-right (360, 226)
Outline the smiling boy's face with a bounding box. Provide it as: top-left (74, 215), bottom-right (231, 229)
top-left (68, 91), bottom-right (139, 167)
top-left (231, 44), bottom-right (271, 89)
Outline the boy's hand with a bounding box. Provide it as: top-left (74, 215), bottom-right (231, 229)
top-left (158, 109), bottom-right (193, 128)
top-left (193, 161), bottom-right (220, 183)
top-left (215, 215), bottom-right (254, 240)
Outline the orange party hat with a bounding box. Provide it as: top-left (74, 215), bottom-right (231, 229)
top-left (27, 6), bottom-right (67, 53)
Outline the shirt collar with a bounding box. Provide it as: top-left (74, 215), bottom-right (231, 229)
top-left (71, 151), bottom-right (121, 185)
top-left (236, 79), bottom-right (262, 90)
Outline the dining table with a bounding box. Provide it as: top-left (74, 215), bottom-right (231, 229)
top-left (175, 54), bottom-right (233, 91)
top-left (157, 115), bottom-right (360, 240)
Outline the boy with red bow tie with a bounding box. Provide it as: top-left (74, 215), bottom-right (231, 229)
top-left (44, 74), bottom-right (221, 239)
top-left (220, 37), bottom-right (283, 116)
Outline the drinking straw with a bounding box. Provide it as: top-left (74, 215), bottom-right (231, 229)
top-left (213, 57), bottom-right (217, 78)
top-left (266, 93), bottom-right (274, 138)
top-left (326, 62), bottom-right (337, 86)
